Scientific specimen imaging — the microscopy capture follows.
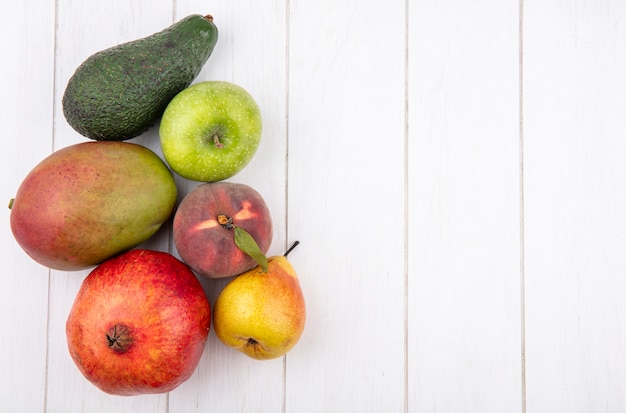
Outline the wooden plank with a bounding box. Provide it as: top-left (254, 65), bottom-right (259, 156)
top-left (285, 0), bottom-right (406, 411)
top-left (168, 1), bottom-right (288, 411)
top-left (45, 1), bottom-right (172, 411)
top-left (524, 1), bottom-right (626, 411)
top-left (0, 2), bottom-right (55, 411)
top-left (407, 1), bottom-right (523, 411)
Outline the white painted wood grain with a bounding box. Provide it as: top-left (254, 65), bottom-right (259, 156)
top-left (408, 1), bottom-right (523, 411)
top-left (168, 2), bottom-right (289, 411)
top-left (0, 1), bottom-right (55, 411)
top-left (524, 1), bottom-right (626, 411)
top-left (286, 1), bottom-right (407, 411)
top-left (45, 2), bottom-right (172, 411)
top-left (6, 0), bottom-right (626, 411)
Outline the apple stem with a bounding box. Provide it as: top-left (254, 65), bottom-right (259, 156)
top-left (283, 241), bottom-right (300, 257)
top-left (106, 324), bottom-right (132, 353)
top-left (213, 134), bottom-right (225, 149)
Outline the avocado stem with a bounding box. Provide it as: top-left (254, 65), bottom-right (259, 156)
top-left (284, 241), bottom-right (300, 257)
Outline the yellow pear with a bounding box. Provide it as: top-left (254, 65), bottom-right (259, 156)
top-left (213, 250), bottom-right (306, 360)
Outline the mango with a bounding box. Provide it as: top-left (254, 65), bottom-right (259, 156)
top-left (9, 142), bottom-right (177, 271)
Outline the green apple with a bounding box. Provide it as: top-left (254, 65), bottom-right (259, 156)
top-left (159, 81), bottom-right (262, 182)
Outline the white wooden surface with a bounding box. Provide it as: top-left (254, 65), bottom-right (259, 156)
top-left (2, 1), bottom-right (626, 412)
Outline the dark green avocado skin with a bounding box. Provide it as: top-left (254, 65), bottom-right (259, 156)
top-left (62, 14), bottom-right (218, 141)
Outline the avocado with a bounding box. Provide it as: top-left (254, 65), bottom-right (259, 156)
top-left (62, 14), bottom-right (218, 141)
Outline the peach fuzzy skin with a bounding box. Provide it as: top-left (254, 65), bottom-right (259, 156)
top-left (66, 249), bottom-right (211, 396)
top-left (213, 256), bottom-right (306, 360)
top-left (173, 181), bottom-right (272, 278)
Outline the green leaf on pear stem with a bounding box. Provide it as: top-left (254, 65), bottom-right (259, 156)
top-left (233, 226), bottom-right (268, 272)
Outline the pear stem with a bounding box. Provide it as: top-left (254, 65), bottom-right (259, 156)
top-left (284, 241), bottom-right (300, 257)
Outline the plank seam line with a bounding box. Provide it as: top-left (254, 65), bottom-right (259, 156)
top-left (519, 0), bottom-right (527, 411)
top-left (403, 0), bottom-right (410, 412)
top-left (43, 0), bottom-right (60, 410)
top-left (283, 0), bottom-right (291, 412)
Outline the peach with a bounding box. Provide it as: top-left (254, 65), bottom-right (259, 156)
top-left (173, 182), bottom-right (273, 278)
